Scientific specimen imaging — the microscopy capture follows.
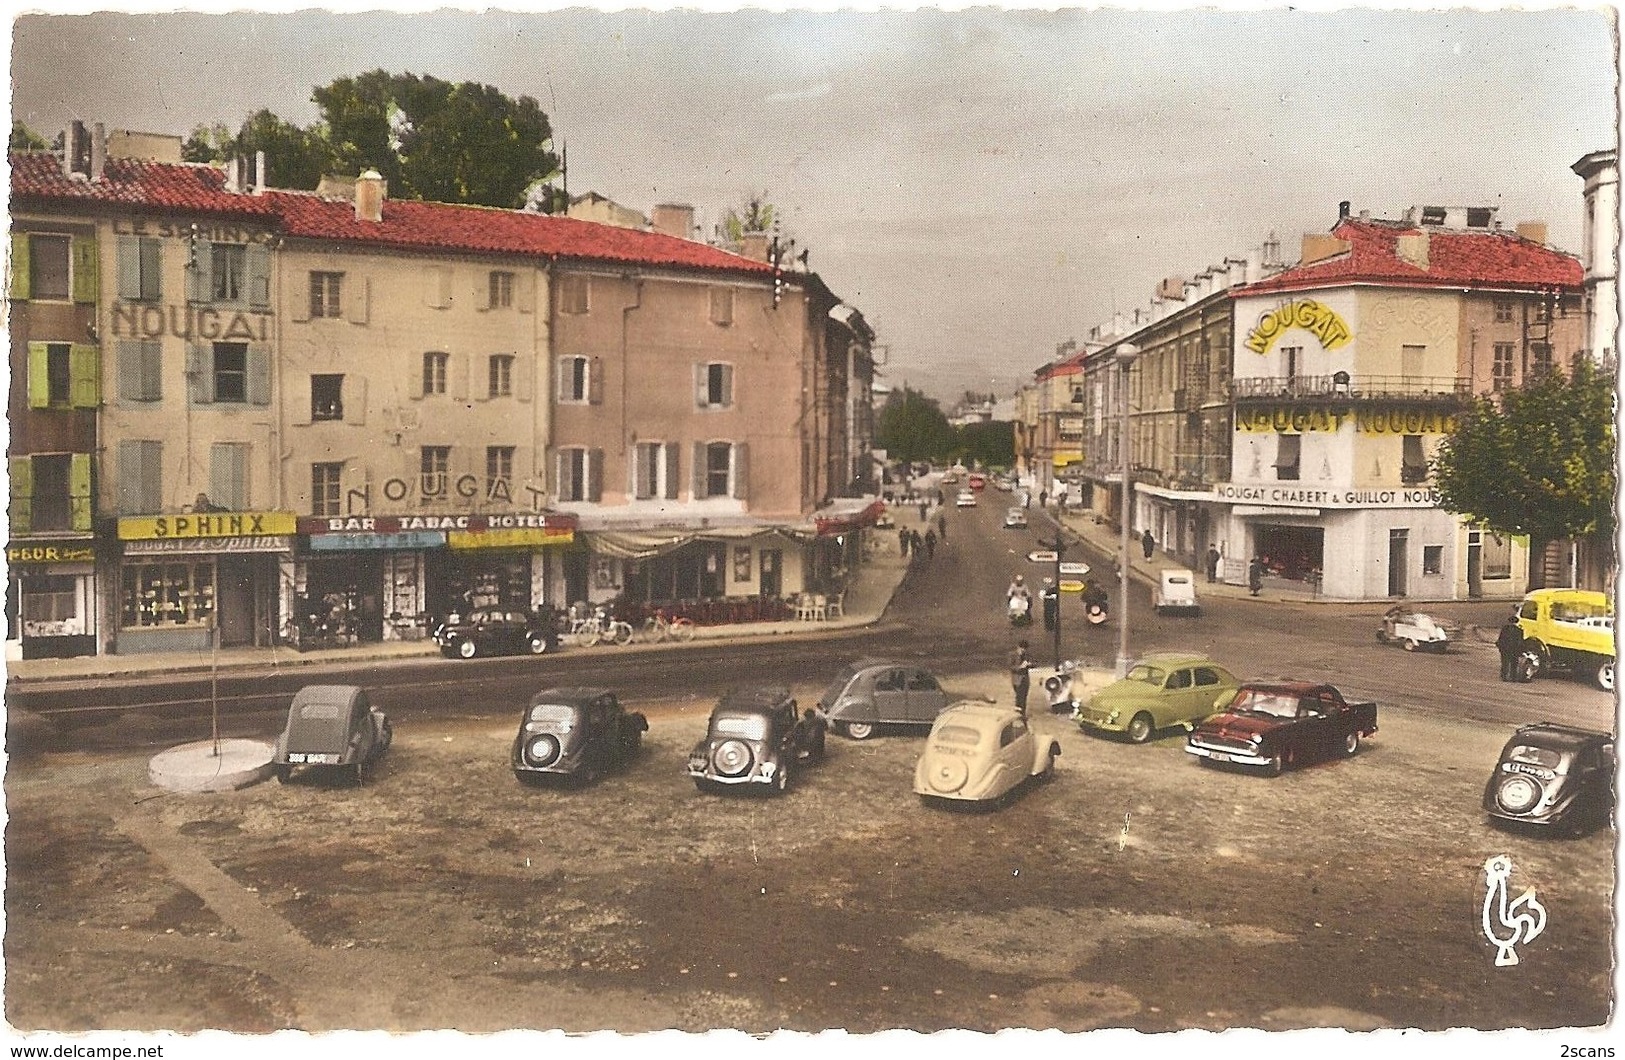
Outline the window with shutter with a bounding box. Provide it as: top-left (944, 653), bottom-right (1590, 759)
top-left (69, 344), bottom-right (99, 408)
top-left (119, 441), bottom-right (162, 514)
top-left (28, 235), bottom-right (69, 301)
top-left (212, 342), bottom-right (248, 403)
top-left (558, 356), bottom-right (589, 402)
top-left (10, 232), bottom-right (31, 300)
top-left (247, 346), bottom-right (272, 406)
top-left (309, 272), bottom-right (343, 318)
top-left (311, 463), bottom-right (343, 517)
top-left (705, 442), bottom-right (732, 498)
top-left (311, 375), bottom-right (344, 421)
top-left (187, 241), bottom-right (212, 303)
top-left (246, 244), bottom-right (271, 306)
top-left (422, 351), bottom-right (449, 396)
top-left (587, 448), bottom-right (603, 502)
top-left (211, 244), bottom-right (246, 302)
top-left (731, 442), bottom-right (749, 500)
top-left (664, 442), bottom-right (681, 500)
top-left (1273, 435), bottom-right (1301, 481)
top-left (71, 236), bottom-right (98, 304)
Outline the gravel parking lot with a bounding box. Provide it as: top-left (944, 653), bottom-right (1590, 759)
top-left (5, 670), bottom-right (1613, 1034)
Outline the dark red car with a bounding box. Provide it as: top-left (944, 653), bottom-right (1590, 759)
top-left (1185, 680), bottom-right (1377, 776)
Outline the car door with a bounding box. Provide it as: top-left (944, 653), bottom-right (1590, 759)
top-left (871, 667), bottom-right (909, 724)
top-left (1159, 667), bottom-right (1195, 727)
top-left (1297, 692), bottom-right (1339, 759)
top-left (905, 668), bottom-right (948, 724)
top-left (1189, 666), bottom-right (1225, 723)
top-left (997, 717), bottom-right (1031, 788)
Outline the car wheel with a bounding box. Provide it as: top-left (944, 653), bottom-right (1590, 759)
top-left (1125, 713), bottom-right (1155, 744)
top-left (527, 634), bottom-right (551, 655)
top-left (1342, 731), bottom-right (1361, 757)
top-left (457, 638), bottom-right (478, 659)
top-left (1518, 648), bottom-right (1545, 683)
top-left (1265, 750), bottom-right (1285, 777)
top-left (773, 764), bottom-right (792, 794)
top-left (1402, 638), bottom-right (1418, 653)
top-left (1595, 660), bottom-right (1615, 693)
top-left (844, 721), bottom-right (875, 741)
top-left (1375, 629), bottom-right (1389, 644)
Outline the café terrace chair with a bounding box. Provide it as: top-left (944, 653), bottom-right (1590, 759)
top-left (824, 591), bottom-right (846, 620)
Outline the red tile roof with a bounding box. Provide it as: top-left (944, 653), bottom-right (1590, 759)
top-left (264, 190), bottom-right (772, 275)
top-left (1238, 217), bottom-right (1582, 296)
top-left (10, 152), bottom-right (773, 276)
top-left (10, 152), bottom-right (276, 218)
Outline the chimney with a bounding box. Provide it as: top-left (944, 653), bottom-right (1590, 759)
top-left (1396, 231), bottom-right (1430, 270)
top-left (1516, 221), bottom-right (1549, 245)
top-left (739, 231), bottom-right (771, 262)
top-left (64, 120), bottom-right (91, 179)
top-left (254, 150), bottom-right (266, 192)
top-left (355, 169), bottom-right (386, 223)
top-left (1156, 276), bottom-right (1184, 300)
top-left (90, 123), bottom-right (106, 181)
top-left (1338, 200), bottom-right (1351, 221)
top-left (650, 203), bottom-right (695, 240)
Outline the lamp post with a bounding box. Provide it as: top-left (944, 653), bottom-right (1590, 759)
top-left (1114, 343), bottom-right (1140, 678)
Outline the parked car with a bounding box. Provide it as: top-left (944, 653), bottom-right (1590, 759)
top-left (1515, 588), bottom-right (1615, 691)
top-left (511, 687), bottom-right (648, 785)
top-left (1077, 652), bottom-right (1240, 743)
top-left (1186, 681), bottom-right (1377, 776)
top-left (968, 473), bottom-right (987, 491)
top-left (1376, 605), bottom-right (1460, 653)
top-left (1483, 722), bottom-right (1614, 836)
top-left (955, 490), bottom-right (977, 508)
top-left (687, 687), bottom-right (826, 795)
top-left (1153, 568), bottom-right (1200, 616)
top-left (272, 684), bottom-right (392, 784)
top-left (816, 659), bottom-right (952, 739)
top-left (914, 701), bottom-right (1060, 806)
top-left (433, 607), bottom-right (560, 659)
top-left (1002, 507), bottom-right (1028, 530)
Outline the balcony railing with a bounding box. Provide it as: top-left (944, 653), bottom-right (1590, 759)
top-left (1229, 374), bottom-right (1471, 402)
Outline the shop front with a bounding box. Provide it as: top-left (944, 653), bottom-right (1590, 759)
top-left (5, 537), bottom-right (97, 659)
top-left (115, 512), bottom-right (294, 653)
top-left (590, 526), bottom-right (812, 624)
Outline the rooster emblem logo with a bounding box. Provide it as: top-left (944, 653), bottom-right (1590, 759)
top-left (1481, 854), bottom-right (1547, 966)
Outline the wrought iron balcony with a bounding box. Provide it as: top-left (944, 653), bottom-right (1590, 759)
top-left (1229, 374), bottom-right (1471, 404)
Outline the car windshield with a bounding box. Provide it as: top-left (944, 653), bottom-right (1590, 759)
top-left (819, 664), bottom-right (868, 708)
top-left (1125, 664), bottom-right (1167, 686)
top-left (1230, 689), bottom-right (1301, 718)
top-left (1506, 744), bottom-right (1564, 770)
top-left (712, 714), bottom-right (768, 741)
top-left (934, 724), bottom-right (983, 747)
top-left (528, 703), bottom-right (578, 728)
top-left (1553, 599), bottom-right (1613, 624)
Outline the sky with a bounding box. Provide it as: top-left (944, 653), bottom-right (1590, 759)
top-left (7, 4), bottom-right (1619, 406)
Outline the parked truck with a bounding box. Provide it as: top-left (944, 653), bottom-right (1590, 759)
top-left (1515, 588), bottom-right (1615, 692)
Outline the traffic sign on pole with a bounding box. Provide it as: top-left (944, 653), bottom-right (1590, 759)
top-left (1027, 550), bottom-right (1058, 564)
top-left (1059, 561), bottom-right (1090, 577)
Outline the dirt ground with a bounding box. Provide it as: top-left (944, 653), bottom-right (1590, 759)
top-left (4, 669), bottom-right (1614, 1035)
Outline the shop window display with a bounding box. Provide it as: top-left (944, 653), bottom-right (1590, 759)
top-left (122, 561), bottom-right (215, 627)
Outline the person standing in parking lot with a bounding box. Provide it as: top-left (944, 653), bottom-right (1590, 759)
top-left (937, 513), bottom-right (947, 542)
top-left (1008, 640), bottom-right (1033, 716)
top-left (1497, 613), bottom-right (1526, 681)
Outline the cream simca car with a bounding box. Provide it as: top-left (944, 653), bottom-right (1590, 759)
top-left (913, 701), bottom-right (1059, 806)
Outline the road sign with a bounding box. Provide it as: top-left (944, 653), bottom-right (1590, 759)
top-left (1059, 562), bottom-right (1090, 577)
top-left (1027, 550), bottom-right (1058, 564)
top-left (1058, 580), bottom-right (1086, 593)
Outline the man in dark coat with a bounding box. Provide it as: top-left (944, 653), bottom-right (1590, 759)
top-left (1141, 529), bottom-right (1155, 561)
top-left (1008, 640), bottom-right (1033, 716)
top-left (1247, 556), bottom-right (1264, 596)
top-left (937, 513), bottom-right (947, 542)
top-left (1497, 614), bottom-right (1526, 681)
top-left (1206, 545), bottom-right (1221, 583)
top-left (922, 528), bottom-right (937, 560)
top-left (898, 528), bottom-right (910, 557)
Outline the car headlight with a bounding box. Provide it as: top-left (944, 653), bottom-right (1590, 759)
top-left (1107, 709), bottom-right (1120, 722)
top-left (1249, 733), bottom-right (1262, 744)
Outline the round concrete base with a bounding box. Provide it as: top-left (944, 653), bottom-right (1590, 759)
top-left (148, 738), bottom-right (275, 793)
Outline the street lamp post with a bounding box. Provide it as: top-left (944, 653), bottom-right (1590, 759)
top-left (1114, 343), bottom-right (1140, 678)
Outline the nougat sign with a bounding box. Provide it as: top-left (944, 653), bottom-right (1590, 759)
top-left (1245, 299), bottom-right (1352, 355)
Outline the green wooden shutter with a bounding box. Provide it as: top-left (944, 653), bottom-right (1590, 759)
top-left (26, 342), bottom-right (49, 408)
top-left (246, 243), bottom-right (271, 307)
top-left (187, 344), bottom-right (214, 404)
top-left (247, 345), bottom-right (271, 406)
top-left (69, 344), bottom-right (100, 408)
top-left (142, 341), bottom-right (163, 401)
top-left (118, 236), bottom-right (142, 300)
top-left (68, 453), bottom-right (92, 530)
top-left (9, 456), bottom-right (33, 535)
top-left (10, 233), bottom-right (31, 301)
top-left (732, 442), bottom-right (750, 500)
top-left (71, 236), bottom-right (98, 304)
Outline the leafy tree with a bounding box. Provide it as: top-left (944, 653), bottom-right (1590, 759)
top-left (877, 387), bottom-right (956, 463)
top-left (313, 70), bottom-right (560, 209)
top-left (957, 420), bottom-right (1015, 469)
top-left (1433, 357), bottom-right (1616, 546)
top-left (722, 192), bottom-right (777, 241)
top-left (182, 122), bottom-right (234, 163)
top-left (9, 121), bottom-right (48, 152)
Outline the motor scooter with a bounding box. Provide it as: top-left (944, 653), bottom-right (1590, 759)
top-left (1008, 593), bottom-right (1032, 627)
top-left (1044, 659), bottom-right (1082, 714)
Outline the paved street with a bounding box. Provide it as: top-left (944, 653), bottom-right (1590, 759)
top-left (3, 485), bottom-right (1613, 1042)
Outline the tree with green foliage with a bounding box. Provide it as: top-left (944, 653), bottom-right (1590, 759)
top-left (9, 121), bottom-right (48, 152)
top-left (877, 387), bottom-right (956, 464)
top-left (184, 111), bottom-right (337, 191)
top-left (957, 420), bottom-right (1015, 469)
top-left (722, 192), bottom-right (777, 241)
top-left (1433, 357), bottom-right (1616, 549)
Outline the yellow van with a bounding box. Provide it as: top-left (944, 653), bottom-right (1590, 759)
top-left (1515, 588), bottom-right (1616, 691)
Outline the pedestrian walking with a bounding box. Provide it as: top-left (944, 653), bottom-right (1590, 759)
top-left (898, 528), bottom-right (910, 557)
top-left (1008, 640), bottom-right (1033, 716)
top-left (1247, 556), bottom-right (1264, 597)
top-left (1039, 490), bottom-right (1048, 510)
top-left (1141, 529), bottom-right (1155, 561)
top-left (1206, 545), bottom-right (1221, 584)
top-left (922, 528), bottom-right (937, 560)
top-left (909, 529), bottom-right (923, 562)
top-left (1040, 578), bottom-right (1059, 632)
top-left (936, 489), bottom-right (945, 507)
top-left (919, 501), bottom-right (929, 522)
top-left (937, 513), bottom-right (947, 542)
top-left (1497, 613), bottom-right (1526, 682)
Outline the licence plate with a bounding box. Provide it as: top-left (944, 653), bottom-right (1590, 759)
top-left (288, 752), bottom-right (338, 764)
top-left (1207, 750), bottom-right (1232, 762)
